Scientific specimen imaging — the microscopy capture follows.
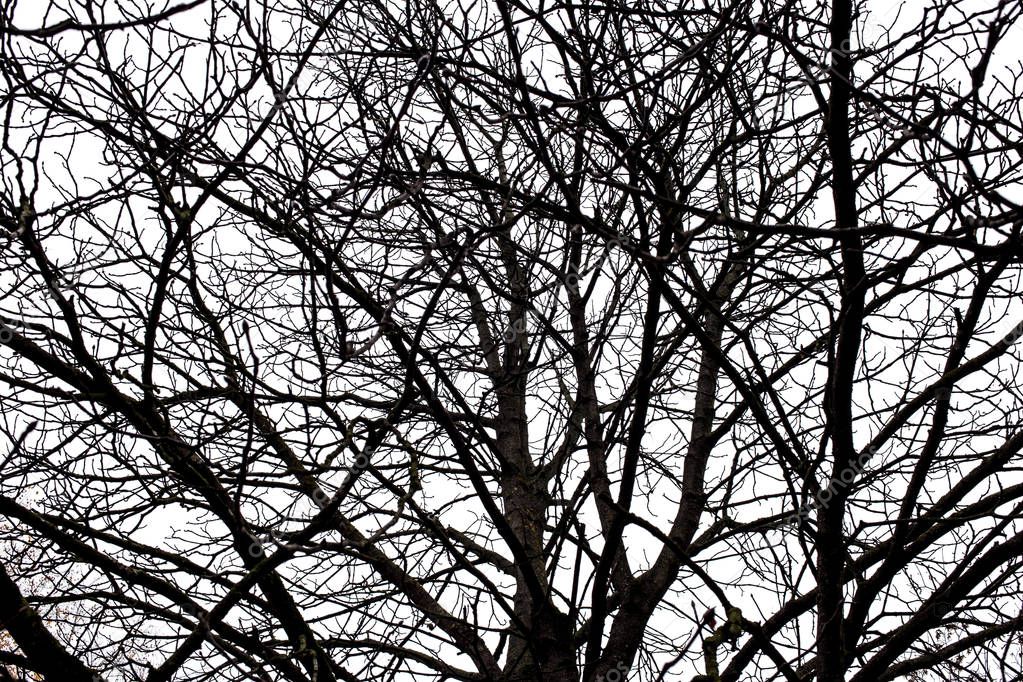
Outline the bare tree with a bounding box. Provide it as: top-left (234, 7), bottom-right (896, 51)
top-left (2, 0), bottom-right (1023, 680)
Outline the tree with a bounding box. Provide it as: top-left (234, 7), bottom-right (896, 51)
top-left (1, 0), bottom-right (1023, 680)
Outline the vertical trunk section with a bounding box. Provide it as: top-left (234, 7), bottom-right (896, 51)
top-left (819, 0), bottom-right (865, 679)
